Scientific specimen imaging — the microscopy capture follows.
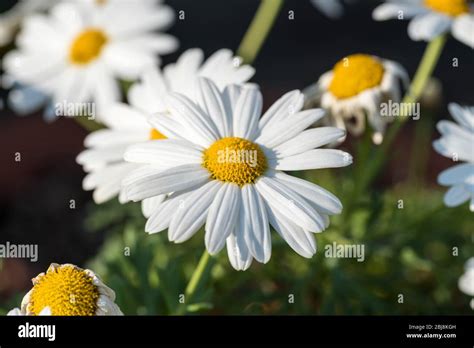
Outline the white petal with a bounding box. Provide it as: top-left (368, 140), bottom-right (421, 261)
top-left (408, 13), bottom-right (452, 42)
top-left (258, 90), bottom-right (304, 130)
top-left (222, 84), bottom-right (242, 124)
top-left (84, 129), bottom-right (148, 148)
top-left (272, 171), bottom-right (342, 215)
top-left (141, 195), bottom-right (166, 218)
top-left (124, 164), bottom-right (210, 202)
top-left (232, 85), bottom-right (262, 140)
top-left (93, 66), bottom-right (120, 115)
top-left (458, 269), bottom-right (474, 296)
top-left (83, 162), bottom-right (138, 204)
top-left (166, 93), bottom-right (219, 148)
top-left (256, 109), bottom-right (326, 149)
top-left (147, 112), bottom-right (191, 141)
top-left (448, 103), bottom-right (474, 131)
top-left (7, 308), bottom-right (22, 316)
top-left (437, 120), bottom-right (471, 141)
top-left (76, 144), bottom-right (130, 168)
top-left (273, 149), bottom-right (352, 171)
top-left (438, 163), bottom-right (474, 186)
top-left (452, 14), bottom-right (474, 48)
top-left (196, 78), bottom-right (230, 138)
top-left (199, 49), bottom-right (255, 89)
top-left (124, 139), bottom-right (203, 168)
top-left (99, 102), bottom-right (148, 130)
top-left (311, 0), bottom-right (344, 19)
top-left (3, 50), bottom-right (65, 86)
top-left (163, 48), bottom-right (203, 97)
top-left (104, 4), bottom-right (175, 38)
top-left (272, 127), bottom-right (346, 158)
top-left (444, 185), bottom-right (470, 207)
top-left (128, 65), bottom-right (168, 112)
top-left (145, 191), bottom-right (194, 233)
top-left (239, 185), bottom-right (271, 263)
top-left (255, 176), bottom-right (325, 232)
top-left (372, 3), bottom-right (426, 21)
top-left (169, 181), bottom-right (222, 243)
top-left (265, 201), bottom-right (316, 258)
top-left (38, 307), bottom-right (52, 316)
top-left (205, 183), bottom-right (241, 254)
top-left (50, 2), bottom-right (84, 37)
top-left (226, 230), bottom-right (253, 271)
top-left (103, 43), bottom-right (157, 80)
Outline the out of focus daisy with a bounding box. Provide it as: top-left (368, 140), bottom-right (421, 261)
top-left (122, 78), bottom-right (351, 270)
top-left (3, 0), bottom-right (178, 121)
top-left (373, 0), bottom-right (474, 48)
top-left (8, 263), bottom-right (122, 316)
top-left (458, 257), bottom-right (474, 309)
top-left (433, 103), bottom-right (474, 211)
top-left (76, 48), bottom-right (254, 211)
top-left (310, 0), bottom-right (356, 19)
top-left (316, 53), bottom-right (409, 144)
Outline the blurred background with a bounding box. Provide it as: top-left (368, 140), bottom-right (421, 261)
top-left (0, 0), bottom-right (473, 315)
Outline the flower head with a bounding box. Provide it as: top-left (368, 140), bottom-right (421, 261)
top-left (8, 263), bottom-right (122, 316)
top-left (3, 0), bottom-right (178, 120)
top-left (373, 0), bottom-right (474, 47)
top-left (316, 53), bottom-right (409, 144)
top-left (76, 49), bottom-right (254, 209)
top-left (433, 103), bottom-right (474, 211)
top-left (122, 78), bottom-right (351, 270)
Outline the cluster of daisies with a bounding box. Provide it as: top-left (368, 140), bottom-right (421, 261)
top-left (1, 0), bottom-right (472, 316)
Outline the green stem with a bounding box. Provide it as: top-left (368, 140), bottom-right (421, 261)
top-left (237, 0), bottom-right (284, 64)
top-left (402, 34), bottom-right (447, 106)
top-left (177, 0), bottom-right (284, 315)
top-left (359, 34), bottom-right (447, 192)
top-left (175, 250), bottom-right (213, 315)
top-left (185, 251), bottom-right (212, 300)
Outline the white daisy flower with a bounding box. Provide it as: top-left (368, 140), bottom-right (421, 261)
top-left (433, 103), bottom-right (474, 211)
top-left (76, 48), bottom-right (255, 211)
top-left (317, 53), bottom-right (409, 144)
top-left (7, 263), bottom-right (123, 316)
top-left (122, 77), bottom-right (352, 271)
top-left (2, 0), bottom-right (178, 121)
top-left (373, 0), bottom-right (474, 48)
top-left (458, 257), bottom-right (474, 310)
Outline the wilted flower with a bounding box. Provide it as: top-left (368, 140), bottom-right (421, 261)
top-left (315, 53), bottom-right (409, 144)
top-left (8, 263), bottom-right (122, 316)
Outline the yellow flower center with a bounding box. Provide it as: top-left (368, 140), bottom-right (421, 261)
top-left (202, 137), bottom-right (267, 186)
top-left (28, 265), bottom-right (99, 316)
top-left (424, 0), bottom-right (469, 16)
top-left (149, 128), bottom-right (167, 140)
top-left (96, 0), bottom-right (107, 5)
top-left (69, 29), bottom-right (108, 65)
top-left (328, 54), bottom-right (385, 99)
